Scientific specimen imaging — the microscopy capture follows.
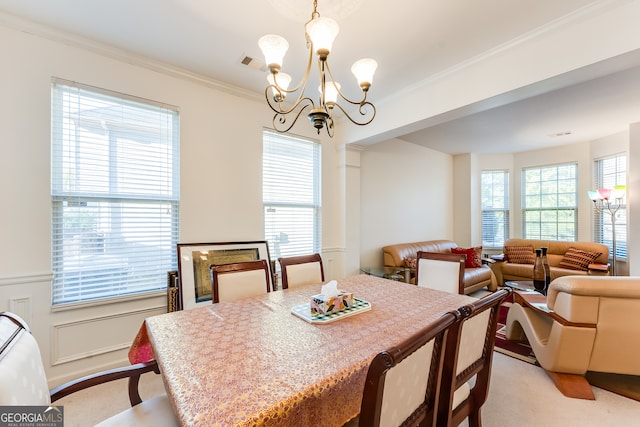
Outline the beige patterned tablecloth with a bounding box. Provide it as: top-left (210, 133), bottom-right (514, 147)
top-left (142, 274), bottom-right (474, 427)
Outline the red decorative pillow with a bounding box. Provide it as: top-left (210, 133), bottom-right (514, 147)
top-left (472, 246), bottom-right (483, 267)
top-left (559, 248), bottom-right (602, 271)
top-left (504, 246), bottom-right (535, 264)
top-left (451, 247), bottom-right (478, 268)
top-left (403, 255), bottom-right (417, 269)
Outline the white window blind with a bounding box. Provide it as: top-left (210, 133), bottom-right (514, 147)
top-left (594, 153), bottom-right (627, 260)
top-left (51, 79), bottom-right (180, 305)
top-left (263, 130), bottom-right (321, 264)
top-left (481, 170), bottom-right (509, 249)
top-left (522, 163), bottom-right (577, 241)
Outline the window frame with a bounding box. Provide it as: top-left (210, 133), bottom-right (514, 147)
top-left (262, 130), bottom-right (321, 270)
top-left (481, 170), bottom-right (510, 249)
top-left (51, 79), bottom-right (180, 307)
top-left (521, 162), bottom-right (577, 241)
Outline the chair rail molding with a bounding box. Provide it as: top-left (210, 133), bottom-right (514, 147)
top-left (0, 272), bottom-right (52, 287)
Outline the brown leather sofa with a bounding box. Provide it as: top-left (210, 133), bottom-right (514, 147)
top-left (491, 238), bottom-right (610, 286)
top-left (381, 240), bottom-right (497, 294)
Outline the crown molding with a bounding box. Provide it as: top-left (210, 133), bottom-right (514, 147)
top-left (384, 0), bottom-right (627, 104)
top-left (0, 11), bottom-right (262, 102)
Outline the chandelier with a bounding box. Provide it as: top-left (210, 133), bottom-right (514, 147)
top-left (259, 0), bottom-right (377, 137)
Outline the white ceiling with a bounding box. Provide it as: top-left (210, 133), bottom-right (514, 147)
top-left (1, 0), bottom-right (639, 154)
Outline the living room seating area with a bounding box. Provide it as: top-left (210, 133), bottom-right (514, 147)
top-left (491, 238), bottom-right (610, 286)
top-left (382, 240), bottom-right (497, 294)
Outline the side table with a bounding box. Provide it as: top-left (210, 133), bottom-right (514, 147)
top-left (504, 280), bottom-right (535, 292)
top-left (361, 266), bottom-right (413, 283)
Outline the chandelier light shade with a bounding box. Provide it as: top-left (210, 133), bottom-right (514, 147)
top-left (305, 16), bottom-right (339, 57)
top-left (259, 0), bottom-right (377, 137)
top-left (588, 185), bottom-right (626, 275)
top-left (267, 72), bottom-right (291, 101)
top-left (321, 82), bottom-right (340, 105)
top-left (351, 58), bottom-right (377, 89)
top-left (258, 35), bottom-right (289, 70)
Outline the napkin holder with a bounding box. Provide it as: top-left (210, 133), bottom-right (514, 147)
top-left (310, 291), bottom-right (354, 316)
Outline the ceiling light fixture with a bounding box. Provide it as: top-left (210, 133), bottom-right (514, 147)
top-left (259, 0), bottom-right (377, 137)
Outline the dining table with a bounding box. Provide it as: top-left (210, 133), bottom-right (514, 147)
top-left (129, 274), bottom-right (475, 427)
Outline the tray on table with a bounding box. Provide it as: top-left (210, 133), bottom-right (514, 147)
top-left (291, 298), bottom-right (372, 324)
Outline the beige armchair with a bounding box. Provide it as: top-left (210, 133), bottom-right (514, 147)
top-left (505, 275), bottom-right (640, 399)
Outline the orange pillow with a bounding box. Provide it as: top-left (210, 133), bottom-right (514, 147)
top-left (559, 248), bottom-right (602, 271)
top-left (504, 246), bottom-right (535, 264)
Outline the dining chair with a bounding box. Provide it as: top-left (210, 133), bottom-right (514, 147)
top-left (210, 259), bottom-right (271, 303)
top-left (416, 251), bottom-right (466, 294)
top-left (437, 288), bottom-right (511, 427)
top-left (278, 253), bottom-right (325, 289)
top-left (357, 310), bottom-right (462, 427)
top-left (0, 311), bottom-right (178, 427)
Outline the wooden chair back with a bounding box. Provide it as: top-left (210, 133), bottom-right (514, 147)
top-left (210, 259), bottom-right (271, 303)
top-left (278, 253), bottom-right (325, 289)
top-left (437, 288), bottom-right (511, 427)
top-left (416, 251), bottom-right (465, 294)
top-left (358, 311), bottom-right (461, 427)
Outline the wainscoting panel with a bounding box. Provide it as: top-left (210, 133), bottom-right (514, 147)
top-left (9, 297), bottom-right (32, 325)
top-left (51, 308), bottom-right (162, 366)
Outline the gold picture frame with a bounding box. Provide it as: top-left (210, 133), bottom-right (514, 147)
top-left (177, 241), bottom-right (273, 310)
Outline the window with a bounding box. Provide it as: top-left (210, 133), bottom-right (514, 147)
top-left (522, 163), bottom-right (577, 241)
top-left (481, 170), bottom-right (509, 249)
top-left (593, 153), bottom-right (627, 260)
top-left (263, 130), bottom-right (321, 264)
top-left (51, 79), bottom-right (180, 305)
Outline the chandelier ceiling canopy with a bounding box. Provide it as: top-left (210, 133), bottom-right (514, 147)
top-left (259, 0), bottom-right (377, 137)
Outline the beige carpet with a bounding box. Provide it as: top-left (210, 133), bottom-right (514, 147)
top-left (586, 371), bottom-right (640, 403)
top-left (58, 352), bottom-right (640, 426)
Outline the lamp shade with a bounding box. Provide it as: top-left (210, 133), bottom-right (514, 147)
top-left (259, 34), bottom-right (289, 69)
top-left (351, 58), bottom-right (377, 88)
top-left (267, 72), bottom-right (292, 99)
top-left (597, 188), bottom-right (612, 200)
top-left (612, 185), bottom-right (626, 199)
top-left (588, 190), bottom-right (601, 201)
top-left (320, 81), bottom-right (341, 104)
top-left (306, 16), bottom-right (339, 56)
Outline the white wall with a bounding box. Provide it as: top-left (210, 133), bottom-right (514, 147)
top-left (0, 23), bottom-right (348, 385)
top-left (358, 139), bottom-right (454, 267)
